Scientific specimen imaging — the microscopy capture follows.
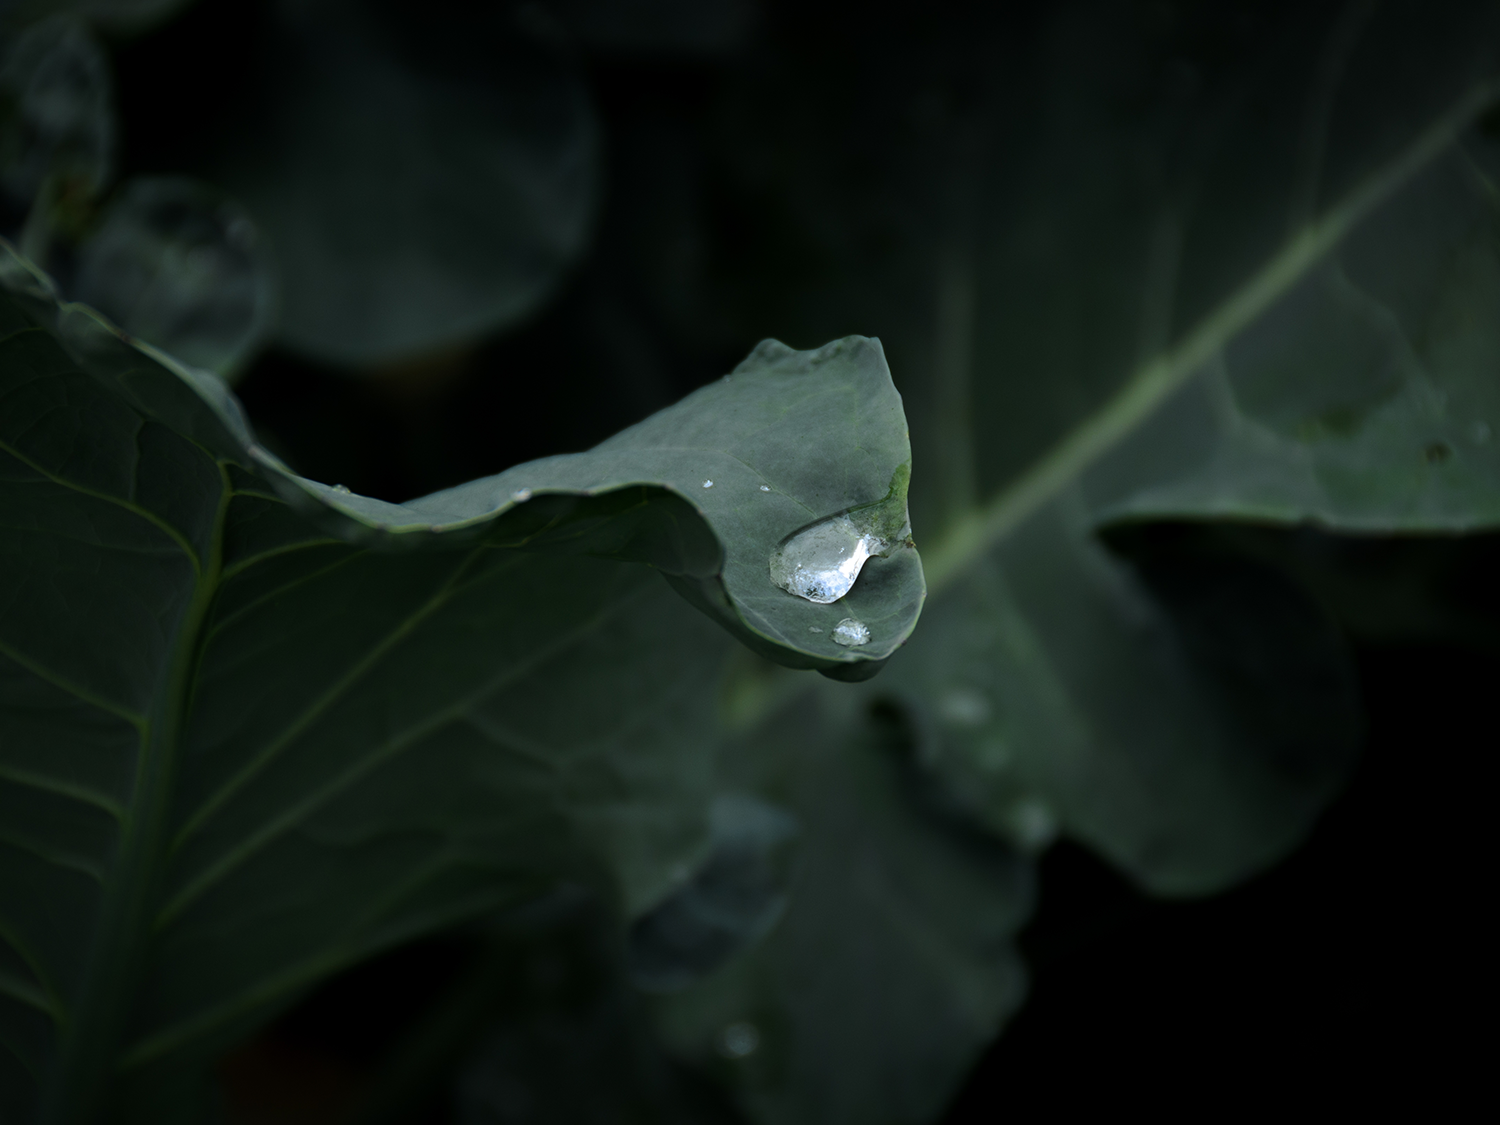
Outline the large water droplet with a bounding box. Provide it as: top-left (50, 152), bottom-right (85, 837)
top-left (770, 516), bottom-right (890, 603)
top-left (767, 465), bottom-right (912, 605)
top-left (832, 618), bottom-right (871, 647)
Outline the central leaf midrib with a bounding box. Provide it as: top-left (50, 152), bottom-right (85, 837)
top-left (38, 465), bottom-right (233, 1125)
top-left (117, 572), bottom-right (661, 1070)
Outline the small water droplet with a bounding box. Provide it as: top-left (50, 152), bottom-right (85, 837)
top-left (332, 484), bottom-right (351, 494)
top-left (1006, 798), bottom-right (1058, 852)
top-left (938, 689), bottom-right (990, 728)
top-left (1472, 420), bottom-right (1492, 445)
top-left (510, 487), bottom-right (532, 503)
top-left (808, 625), bottom-right (823, 633)
top-left (718, 1021), bottom-right (760, 1059)
top-left (831, 618), bottom-right (870, 647)
top-left (760, 485), bottom-right (771, 492)
top-left (703, 479), bottom-right (714, 489)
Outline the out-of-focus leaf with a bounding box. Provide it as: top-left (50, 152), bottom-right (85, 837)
top-left (209, 0), bottom-right (600, 366)
top-left (0, 14), bottom-right (111, 236)
top-left (652, 696), bottom-right (1031, 1125)
top-left (0, 241), bottom-right (918, 1121)
top-left (70, 176), bottom-right (275, 378)
top-left (625, 793), bottom-right (797, 994)
top-left (1085, 130), bottom-right (1500, 530)
top-left (880, 511), bottom-right (1361, 895)
top-left (448, 895), bottom-right (742, 1125)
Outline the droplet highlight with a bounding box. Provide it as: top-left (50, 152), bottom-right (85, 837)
top-left (718, 1021), bottom-right (760, 1059)
top-left (770, 516), bottom-right (899, 604)
top-left (938, 689), bottom-right (991, 728)
top-left (509, 487), bottom-right (532, 503)
top-left (703, 479), bottom-right (714, 489)
top-left (832, 618), bottom-right (870, 647)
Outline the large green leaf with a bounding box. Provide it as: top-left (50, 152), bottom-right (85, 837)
top-left (622, 9), bottom-right (1500, 1122)
top-left (696, 0), bottom-right (1499, 893)
top-left (0, 243), bottom-right (919, 1121)
top-left (1084, 129), bottom-right (1500, 529)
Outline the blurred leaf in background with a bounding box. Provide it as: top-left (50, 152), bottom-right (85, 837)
top-left (202, 0), bottom-right (601, 367)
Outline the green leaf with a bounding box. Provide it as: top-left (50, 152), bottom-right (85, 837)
top-left (0, 243), bottom-right (920, 1120)
top-left (205, 0), bottom-right (601, 366)
top-left (879, 515), bottom-right (1361, 895)
top-left (651, 695), bottom-right (1030, 1125)
top-left (1084, 127), bottom-right (1500, 530)
top-left (705, 1), bottom-right (1498, 896)
top-left (69, 176), bottom-right (276, 380)
top-left (0, 14), bottom-right (113, 238)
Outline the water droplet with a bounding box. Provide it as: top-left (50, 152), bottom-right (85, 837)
top-left (703, 479), bottom-right (714, 489)
top-left (938, 689), bottom-right (990, 728)
top-left (808, 625), bottom-right (823, 633)
top-left (767, 467), bottom-right (911, 603)
top-left (831, 618), bottom-right (870, 647)
top-left (770, 517), bottom-right (889, 603)
top-left (510, 487), bottom-right (532, 503)
top-left (760, 485), bottom-right (771, 492)
top-left (718, 1021), bottom-right (760, 1059)
top-left (1006, 798), bottom-right (1058, 852)
top-left (1472, 420), bottom-right (1492, 445)
top-left (332, 484), bottom-right (351, 494)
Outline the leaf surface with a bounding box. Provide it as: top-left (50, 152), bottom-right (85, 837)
top-left (0, 245), bottom-right (920, 1121)
top-left (652, 695), bottom-right (1031, 1125)
top-left (658, 9), bottom-right (1500, 1121)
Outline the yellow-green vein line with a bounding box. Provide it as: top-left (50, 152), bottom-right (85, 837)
top-left (921, 78), bottom-right (1500, 594)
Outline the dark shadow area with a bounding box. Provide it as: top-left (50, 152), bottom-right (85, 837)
top-left (942, 637), bottom-right (1490, 1118)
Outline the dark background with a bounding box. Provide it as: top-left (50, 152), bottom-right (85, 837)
top-left (87, 0), bottom-right (1496, 1118)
